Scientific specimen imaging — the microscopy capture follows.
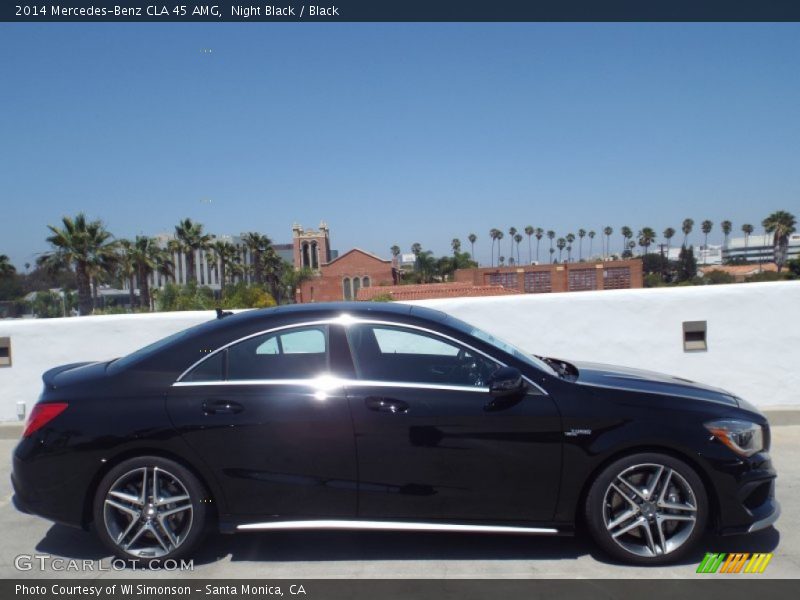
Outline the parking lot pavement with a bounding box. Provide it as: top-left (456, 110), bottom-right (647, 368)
top-left (1, 426), bottom-right (798, 580)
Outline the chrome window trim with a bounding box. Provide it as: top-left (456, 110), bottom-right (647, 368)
top-left (173, 377), bottom-right (491, 394)
top-left (235, 519), bottom-right (559, 535)
top-left (174, 315), bottom-right (548, 395)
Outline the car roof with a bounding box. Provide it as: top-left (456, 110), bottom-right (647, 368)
top-left (217, 301), bottom-right (450, 328)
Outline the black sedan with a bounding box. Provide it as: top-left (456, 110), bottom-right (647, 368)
top-left (12, 302), bottom-right (779, 565)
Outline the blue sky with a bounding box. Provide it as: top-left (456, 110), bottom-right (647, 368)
top-left (1, 23), bottom-right (799, 268)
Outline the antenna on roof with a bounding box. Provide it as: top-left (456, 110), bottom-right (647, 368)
top-left (216, 308), bottom-right (233, 319)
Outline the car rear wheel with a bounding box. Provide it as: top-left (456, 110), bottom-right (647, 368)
top-left (585, 452), bottom-right (708, 564)
top-left (93, 456), bottom-right (208, 562)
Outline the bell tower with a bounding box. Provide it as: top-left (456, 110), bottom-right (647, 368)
top-left (292, 221), bottom-right (331, 270)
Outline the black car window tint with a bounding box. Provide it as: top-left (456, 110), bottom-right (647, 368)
top-left (348, 324), bottom-right (498, 387)
top-left (227, 326), bottom-right (329, 380)
top-left (182, 350), bottom-right (225, 382)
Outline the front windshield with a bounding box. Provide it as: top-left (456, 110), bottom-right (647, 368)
top-left (446, 317), bottom-right (558, 377)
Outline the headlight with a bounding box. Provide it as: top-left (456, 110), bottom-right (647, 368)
top-left (704, 419), bottom-right (764, 457)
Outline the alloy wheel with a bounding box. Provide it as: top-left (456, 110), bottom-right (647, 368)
top-left (102, 466), bottom-right (194, 558)
top-left (602, 462), bottom-right (698, 558)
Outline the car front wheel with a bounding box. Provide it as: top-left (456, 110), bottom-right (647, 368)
top-left (585, 452), bottom-right (708, 564)
top-left (93, 456), bottom-right (208, 562)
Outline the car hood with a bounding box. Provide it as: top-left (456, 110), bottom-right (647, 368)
top-left (570, 360), bottom-right (739, 407)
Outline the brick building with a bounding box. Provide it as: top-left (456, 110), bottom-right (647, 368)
top-left (297, 248), bottom-right (397, 303)
top-left (357, 282), bottom-right (517, 301)
top-left (454, 259), bottom-right (643, 293)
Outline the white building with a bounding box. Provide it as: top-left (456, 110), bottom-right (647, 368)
top-left (722, 233), bottom-right (800, 264)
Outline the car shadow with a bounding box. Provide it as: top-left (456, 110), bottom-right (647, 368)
top-left (34, 524), bottom-right (780, 569)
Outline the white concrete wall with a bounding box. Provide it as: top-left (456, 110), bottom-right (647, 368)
top-left (0, 281), bottom-right (797, 422)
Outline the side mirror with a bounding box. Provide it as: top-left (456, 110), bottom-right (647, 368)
top-left (488, 367), bottom-right (525, 398)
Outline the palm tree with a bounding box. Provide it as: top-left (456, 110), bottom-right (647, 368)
top-left (508, 227), bottom-right (517, 263)
top-left (620, 226), bottom-right (633, 257)
top-left (546, 230), bottom-right (555, 263)
top-left (721, 220), bottom-right (733, 247)
top-left (209, 240), bottom-right (239, 289)
top-left (390, 245), bottom-right (401, 258)
top-left (488, 229), bottom-right (499, 267)
top-left (411, 242), bottom-right (422, 256)
top-left (741, 223), bottom-right (754, 256)
top-left (762, 210), bottom-right (797, 272)
top-left (38, 213), bottom-right (117, 316)
top-left (175, 218), bottom-right (213, 285)
top-left (451, 238), bottom-right (461, 255)
top-left (556, 238), bottom-right (566, 262)
top-left (495, 231), bottom-right (504, 265)
top-left (603, 226), bottom-right (613, 259)
top-left (0, 254), bottom-right (16, 277)
top-left (130, 236), bottom-right (161, 310)
top-left (565, 233), bottom-right (576, 262)
top-left (663, 227), bottom-right (676, 257)
top-left (700, 220), bottom-right (713, 263)
top-left (498, 256), bottom-right (505, 267)
top-left (467, 233), bottom-right (477, 261)
top-left (578, 229), bottom-right (586, 261)
top-left (588, 230), bottom-right (596, 259)
top-left (638, 227), bottom-right (656, 255)
top-left (261, 247), bottom-right (286, 302)
top-left (682, 218), bottom-right (694, 247)
top-left (524, 226), bottom-right (534, 264)
top-left (242, 232), bottom-right (272, 284)
top-left (535, 228), bottom-right (544, 263)
top-left (514, 233), bottom-right (523, 264)
top-left (116, 240), bottom-right (137, 309)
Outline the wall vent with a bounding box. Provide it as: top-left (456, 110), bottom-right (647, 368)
top-left (0, 337), bottom-right (10, 367)
top-left (682, 321), bottom-right (707, 352)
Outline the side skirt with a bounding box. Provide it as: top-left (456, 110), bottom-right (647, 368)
top-left (220, 519), bottom-right (567, 535)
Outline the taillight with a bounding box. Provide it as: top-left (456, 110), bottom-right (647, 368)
top-left (22, 402), bottom-right (68, 438)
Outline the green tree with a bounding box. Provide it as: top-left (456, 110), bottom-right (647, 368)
top-left (514, 233), bottom-right (523, 264)
top-left (524, 226), bottom-right (534, 264)
top-left (0, 255), bottom-right (15, 278)
top-left (682, 218), bottom-right (694, 247)
top-left (620, 226), bottom-right (633, 257)
top-left (546, 230), bottom-right (555, 263)
top-left (467, 233), bottom-right (477, 262)
top-left (762, 210), bottom-right (797, 272)
top-left (174, 218), bottom-right (213, 285)
top-left (677, 246), bottom-right (697, 282)
top-left (37, 213), bottom-right (117, 316)
top-left (603, 226), bottom-right (613, 258)
top-left (508, 227), bottom-right (517, 263)
top-left (577, 229), bottom-right (586, 261)
top-left (242, 232), bottom-right (272, 284)
top-left (556, 237), bottom-right (566, 262)
top-left (638, 227), bottom-right (656, 255)
top-left (411, 242), bottom-right (422, 256)
top-left (209, 240), bottom-right (239, 290)
top-left (390, 245), bottom-right (401, 259)
top-left (565, 233), bottom-right (575, 262)
top-left (588, 230), bottom-right (596, 259)
top-left (663, 227), bottom-right (676, 257)
top-left (741, 223), bottom-right (754, 255)
top-left (535, 228), bottom-right (544, 263)
top-left (721, 220), bottom-right (733, 246)
top-left (701, 220), bottom-right (714, 264)
top-left (451, 238), bottom-right (461, 255)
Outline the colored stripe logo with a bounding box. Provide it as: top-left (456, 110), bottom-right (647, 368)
top-left (697, 552), bottom-right (773, 574)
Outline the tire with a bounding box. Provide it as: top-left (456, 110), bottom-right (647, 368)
top-left (92, 456), bottom-right (208, 562)
top-left (585, 452), bottom-right (708, 565)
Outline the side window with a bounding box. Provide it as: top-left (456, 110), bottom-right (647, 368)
top-left (182, 350), bottom-right (224, 382)
top-left (347, 324), bottom-right (499, 387)
top-left (228, 326), bottom-right (328, 381)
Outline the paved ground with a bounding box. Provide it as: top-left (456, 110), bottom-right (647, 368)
top-left (1, 425), bottom-right (797, 579)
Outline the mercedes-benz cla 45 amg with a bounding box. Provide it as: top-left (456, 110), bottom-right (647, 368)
top-left (12, 303), bottom-right (779, 564)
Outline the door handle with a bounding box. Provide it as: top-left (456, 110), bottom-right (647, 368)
top-left (202, 400), bottom-right (244, 415)
top-left (365, 396), bottom-right (409, 414)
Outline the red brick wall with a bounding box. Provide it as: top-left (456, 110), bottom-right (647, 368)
top-left (454, 259), bottom-right (643, 293)
top-left (298, 250), bottom-right (395, 303)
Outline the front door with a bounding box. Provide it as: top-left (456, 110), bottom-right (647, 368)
top-left (344, 323), bottom-right (561, 523)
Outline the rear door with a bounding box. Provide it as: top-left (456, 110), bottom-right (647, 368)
top-left (167, 324), bottom-right (358, 518)
top-left (345, 322), bottom-right (562, 523)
